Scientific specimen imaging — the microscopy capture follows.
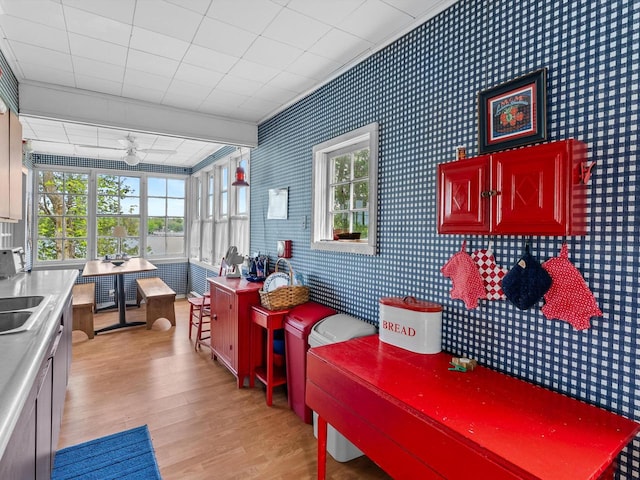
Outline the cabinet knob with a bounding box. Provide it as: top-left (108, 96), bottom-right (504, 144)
top-left (481, 190), bottom-right (499, 198)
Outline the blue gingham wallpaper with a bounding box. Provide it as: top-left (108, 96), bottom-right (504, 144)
top-left (251, 0), bottom-right (640, 477)
top-left (0, 48), bottom-right (19, 114)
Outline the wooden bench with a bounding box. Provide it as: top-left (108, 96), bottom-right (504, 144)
top-left (72, 283), bottom-right (96, 339)
top-left (135, 277), bottom-right (176, 329)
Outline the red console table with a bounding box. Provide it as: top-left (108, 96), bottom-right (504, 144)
top-left (306, 335), bottom-right (639, 480)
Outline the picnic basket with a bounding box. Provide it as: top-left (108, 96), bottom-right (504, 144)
top-left (259, 258), bottom-right (309, 310)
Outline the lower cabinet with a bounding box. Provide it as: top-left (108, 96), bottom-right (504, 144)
top-left (0, 293), bottom-right (71, 479)
top-left (208, 276), bottom-right (261, 388)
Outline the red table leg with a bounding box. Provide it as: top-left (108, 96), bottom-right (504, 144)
top-left (317, 415), bottom-right (327, 480)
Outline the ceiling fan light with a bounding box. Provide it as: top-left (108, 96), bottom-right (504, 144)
top-left (124, 151), bottom-right (139, 166)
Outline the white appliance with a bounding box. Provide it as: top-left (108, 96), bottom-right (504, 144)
top-left (0, 247), bottom-right (25, 278)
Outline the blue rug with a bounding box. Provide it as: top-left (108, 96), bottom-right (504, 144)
top-left (52, 425), bottom-right (162, 480)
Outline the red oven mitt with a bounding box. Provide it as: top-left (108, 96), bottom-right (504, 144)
top-left (471, 241), bottom-right (508, 301)
top-left (502, 244), bottom-right (552, 310)
top-left (541, 243), bottom-right (603, 330)
top-left (441, 241), bottom-right (486, 309)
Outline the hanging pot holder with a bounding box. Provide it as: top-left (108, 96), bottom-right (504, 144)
top-left (441, 241), bottom-right (486, 309)
top-left (502, 244), bottom-right (552, 310)
top-left (541, 243), bottom-right (602, 330)
top-left (471, 241), bottom-right (508, 301)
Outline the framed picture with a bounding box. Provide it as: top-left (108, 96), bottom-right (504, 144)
top-left (267, 187), bottom-right (288, 219)
top-left (478, 68), bottom-right (547, 153)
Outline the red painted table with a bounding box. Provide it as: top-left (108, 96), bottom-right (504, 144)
top-left (306, 335), bottom-right (639, 480)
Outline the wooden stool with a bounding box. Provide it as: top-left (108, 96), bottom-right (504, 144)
top-left (135, 277), bottom-right (176, 329)
top-left (72, 283), bottom-right (96, 339)
top-left (250, 305), bottom-right (290, 406)
top-left (187, 293), bottom-right (211, 351)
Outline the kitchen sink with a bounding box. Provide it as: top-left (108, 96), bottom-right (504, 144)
top-left (0, 295), bottom-right (45, 312)
top-left (0, 312), bottom-right (33, 333)
top-left (0, 295), bottom-right (51, 334)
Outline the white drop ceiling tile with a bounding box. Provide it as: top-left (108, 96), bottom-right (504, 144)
top-left (339, 0), bottom-right (413, 44)
top-left (73, 57), bottom-right (125, 83)
top-left (121, 82), bottom-right (168, 104)
top-left (216, 74), bottom-right (262, 97)
top-left (173, 63), bottom-right (224, 88)
top-left (64, 6), bottom-right (132, 46)
top-left (207, 0), bottom-right (282, 35)
top-left (192, 17), bottom-right (257, 58)
top-left (242, 36), bottom-right (303, 70)
top-left (161, 91), bottom-right (207, 112)
top-left (133, 0), bottom-right (203, 43)
top-left (309, 28), bottom-right (374, 64)
top-left (75, 74), bottom-right (123, 97)
top-left (165, 0), bottom-right (212, 15)
top-left (68, 33), bottom-right (128, 67)
top-left (383, 0), bottom-right (454, 17)
top-left (61, 0), bottom-right (136, 24)
top-left (285, 51), bottom-right (342, 80)
top-left (126, 49), bottom-right (180, 78)
top-left (66, 134), bottom-right (99, 146)
top-left (151, 137), bottom-right (184, 149)
top-left (166, 78), bottom-right (213, 99)
top-left (18, 62), bottom-right (75, 88)
top-left (286, 0), bottom-right (364, 25)
top-left (0, 1), bottom-right (66, 30)
top-left (228, 59), bottom-right (280, 84)
top-left (10, 42), bottom-right (73, 72)
top-left (252, 83), bottom-right (299, 104)
top-left (262, 8), bottom-right (331, 50)
top-left (129, 27), bottom-right (191, 61)
top-left (62, 123), bottom-right (96, 137)
top-left (0, 16), bottom-right (69, 53)
top-left (269, 70), bottom-right (317, 94)
top-left (182, 44), bottom-right (238, 74)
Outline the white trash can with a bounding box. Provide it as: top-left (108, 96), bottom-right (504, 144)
top-left (308, 313), bottom-right (377, 462)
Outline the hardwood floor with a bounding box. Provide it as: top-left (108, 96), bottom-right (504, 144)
top-left (60, 299), bottom-right (391, 480)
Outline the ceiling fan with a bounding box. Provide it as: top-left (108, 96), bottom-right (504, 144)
top-left (117, 134), bottom-right (177, 166)
top-left (25, 134), bottom-right (178, 166)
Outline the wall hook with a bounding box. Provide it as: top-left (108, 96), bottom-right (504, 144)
top-left (580, 161), bottom-right (596, 184)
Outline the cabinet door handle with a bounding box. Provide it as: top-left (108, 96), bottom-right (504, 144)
top-left (481, 190), bottom-right (499, 198)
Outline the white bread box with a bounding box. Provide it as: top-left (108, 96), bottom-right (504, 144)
top-left (379, 296), bottom-right (442, 354)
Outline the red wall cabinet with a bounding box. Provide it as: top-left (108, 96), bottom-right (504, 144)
top-left (437, 139), bottom-right (587, 235)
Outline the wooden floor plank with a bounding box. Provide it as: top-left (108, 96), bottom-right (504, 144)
top-left (60, 299), bottom-right (391, 479)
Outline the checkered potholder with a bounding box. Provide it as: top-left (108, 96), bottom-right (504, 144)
top-left (471, 242), bottom-right (507, 301)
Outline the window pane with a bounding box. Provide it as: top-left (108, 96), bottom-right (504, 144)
top-left (332, 154), bottom-right (351, 182)
top-left (148, 177), bottom-right (166, 196)
top-left (97, 217), bottom-right (118, 236)
top-left (65, 195), bottom-right (87, 216)
top-left (167, 178), bottom-right (184, 197)
top-left (97, 174), bottom-right (120, 194)
top-left (221, 191), bottom-right (228, 216)
top-left (40, 194), bottom-right (63, 214)
top-left (121, 197), bottom-right (140, 215)
top-left (167, 198), bottom-right (184, 216)
top-left (353, 211), bottom-right (369, 237)
top-left (37, 239), bottom-right (61, 261)
top-left (38, 217), bottom-right (59, 238)
top-left (237, 189), bottom-right (247, 214)
top-left (121, 176), bottom-right (140, 195)
top-left (148, 197), bottom-right (166, 216)
top-left (148, 217), bottom-right (166, 235)
top-left (67, 239), bottom-right (88, 259)
top-left (353, 180), bottom-right (369, 209)
top-left (222, 167), bottom-right (228, 187)
top-left (122, 238), bottom-right (140, 257)
top-left (146, 235), bottom-right (165, 255)
top-left (97, 195), bottom-right (120, 214)
top-left (332, 184), bottom-right (350, 211)
top-left (166, 237), bottom-right (184, 255)
top-left (167, 217), bottom-right (184, 234)
top-left (65, 217), bottom-right (87, 237)
top-left (332, 212), bottom-right (349, 232)
top-left (353, 149), bottom-right (369, 179)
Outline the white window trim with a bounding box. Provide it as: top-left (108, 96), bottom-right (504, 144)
top-left (311, 122), bottom-right (378, 255)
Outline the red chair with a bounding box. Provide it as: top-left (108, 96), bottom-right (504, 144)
top-left (187, 293), bottom-right (211, 351)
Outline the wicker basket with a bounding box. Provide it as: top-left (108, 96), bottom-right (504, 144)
top-left (259, 258), bottom-right (309, 310)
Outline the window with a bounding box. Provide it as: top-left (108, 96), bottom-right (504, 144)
top-left (191, 149), bottom-right (250, 266)
top-left (312, 123), bottom-right (378, 255)
top-left (35, 168), bottom-right (186, 264)
top-left (37, 171), bottom-right (89, 261)
top-left (147, 177), bottom-right (185, 257)
top-left (96, 174), bottom-right (140, 257)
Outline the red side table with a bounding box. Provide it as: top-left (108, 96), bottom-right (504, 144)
top-left (250, 305), bottom-right (290, 405)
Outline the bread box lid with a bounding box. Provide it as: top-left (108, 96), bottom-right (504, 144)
top-left (379, 296), bottom-right (442, 313)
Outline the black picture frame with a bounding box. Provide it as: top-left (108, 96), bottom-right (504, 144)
top-left (478, 68), bottom-right (547, 154)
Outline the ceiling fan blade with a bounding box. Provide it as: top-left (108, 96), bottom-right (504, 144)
top-left (138, 148), bottom-right (178, 154)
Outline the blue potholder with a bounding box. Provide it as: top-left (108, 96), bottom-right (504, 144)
top-left (502, 245), bottom-right (552, 310)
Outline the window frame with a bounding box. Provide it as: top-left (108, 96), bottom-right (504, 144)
top-left (33, 165), bottom-right (188, 266)
top-left (311, 122), bottom-right (379, 255)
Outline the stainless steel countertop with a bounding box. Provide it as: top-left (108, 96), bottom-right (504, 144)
top-left (0, 269), bottom-right (78, 461)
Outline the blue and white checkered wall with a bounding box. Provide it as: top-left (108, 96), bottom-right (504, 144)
top-left (252, 0), bottom-right (640, 476)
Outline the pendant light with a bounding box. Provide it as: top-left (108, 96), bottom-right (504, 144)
top-left (232, 148), bottom-right (249, 187)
